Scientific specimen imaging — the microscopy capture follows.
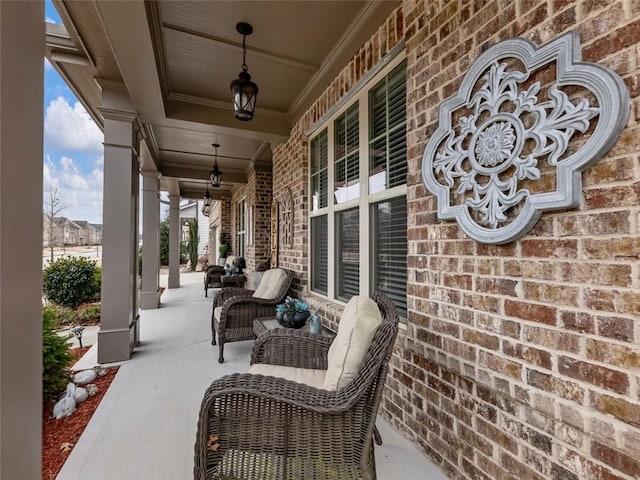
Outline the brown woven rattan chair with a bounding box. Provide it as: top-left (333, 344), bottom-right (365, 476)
top-left (205, 256), bottom-right (242, 297)
top-left (195, 291), bottom-right (400, 480)
top-left (211, 268), bottom-right (294, 363)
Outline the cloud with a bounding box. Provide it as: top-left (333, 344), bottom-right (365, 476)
top-left (44, 96), bottom-right (103, 155)
top-left (43, 155), bottom-right (103, 224)
top-left (46, 16), bottom-right (59, 24)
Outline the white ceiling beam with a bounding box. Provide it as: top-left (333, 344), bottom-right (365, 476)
top-left (165, 98), bottom-right (290, 143)
top-left (162, 166), bottom-right (247, 184)
top-left (163, 22), bottom-right (319, 72)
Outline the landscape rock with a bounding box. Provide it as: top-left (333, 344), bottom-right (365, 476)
top-left (86, 384), bottom-right (99, 397)
top-left (53, 383), bottom-right (77, 419)
top-left (74, 387), bottom-right (88, 403)
top-left (93, 365), bottom-right (107, 377)
top-left (73, 369), bottom-right (97, 385)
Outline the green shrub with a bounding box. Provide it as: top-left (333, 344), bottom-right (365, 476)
top-left (43, 256), bottom-right (101, 308)
top-left (188, 218), bottom-right (199, 271)
top-left (76, 304), bottom-right (101, 325)
top-left (42, 309), bottom-right (73, 401)
top-left (42, 304), bottom-right (75, 328)
top-left (160, 219), bottom-right (169, 265)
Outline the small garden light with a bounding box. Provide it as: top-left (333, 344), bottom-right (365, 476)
top-left (71, 326), bottom-right (85, 348)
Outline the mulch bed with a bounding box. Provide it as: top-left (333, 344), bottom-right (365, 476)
top-left (42, 346), bottom-right (119, 480)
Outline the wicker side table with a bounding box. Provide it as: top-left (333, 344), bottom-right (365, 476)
top-left (253, 317), bottom-right (335, 338)
top-left (221, 274), bottom-right (245, 288)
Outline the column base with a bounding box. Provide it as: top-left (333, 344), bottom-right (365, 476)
top-left (168, 274), bottom-right (180, 289)
top-left (140, 290), bottom-right (160, 309)
top-left (97, 325), bottom-right (135, 363)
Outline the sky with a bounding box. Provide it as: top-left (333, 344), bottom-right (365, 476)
top-left (44, 2), bottom-right (104, 224)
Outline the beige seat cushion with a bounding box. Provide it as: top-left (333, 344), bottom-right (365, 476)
top-left (323, 296), bottom-right (381, 391)
top-left (213, 306), bottom-right (222, 323)
top-left (252, 268), bottom-right (288, 299)
top-left (249, 363), bottom-right (326, 390)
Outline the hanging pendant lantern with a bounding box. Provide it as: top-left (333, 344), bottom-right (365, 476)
top-left (203, 185), bottom-right (212, 207)
top-left (230, 22), bottom-right (258, 121)
top-left (209, 143), bottom-right (222, 188)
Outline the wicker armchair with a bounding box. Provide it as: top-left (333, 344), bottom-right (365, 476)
top-left (204, 256), bottom-right (243, 297)
top-left (195, 292), bottom-right (400, 480)
top-left (211, 268), bottom-right (294, 363)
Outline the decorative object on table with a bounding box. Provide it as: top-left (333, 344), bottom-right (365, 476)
top-left (308, 310), bottom-right (322, 334)
top-left (276, 296), bottom-right (310, 329)
top-left (422, 32), bottom-right (628, 245)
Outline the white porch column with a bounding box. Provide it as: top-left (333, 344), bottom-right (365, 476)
top-left (168, 194), bottom-right (181, 288)
top-left (140, 170), bottom-right (160, 309)
top-left (98, 89), bottom-right (141, 363)
top-left (0, 2), bottom-right (44, 478)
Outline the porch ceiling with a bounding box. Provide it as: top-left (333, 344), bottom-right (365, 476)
top-left (46, 0), bottom-right (399, 199)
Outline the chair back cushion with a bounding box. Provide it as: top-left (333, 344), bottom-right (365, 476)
top-left (224, 255), bottom-right (238, 269)
top-left (323, 295), bottom-right (381, 390)
top-left (252, 268), bottom-right (288, 299)
top-left (248, 364), bottom-right (326, 390)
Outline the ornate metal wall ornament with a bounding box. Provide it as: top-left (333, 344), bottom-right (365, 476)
top-left (280, 188), bottom-right (293, 249)
top-left (422, 32), bottom-right (628, 244)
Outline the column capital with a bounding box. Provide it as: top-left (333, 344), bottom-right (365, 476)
top-left (140, 170), bottom-right (160, 179)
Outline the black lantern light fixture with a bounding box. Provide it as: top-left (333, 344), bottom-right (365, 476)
top-left (230, 22), bottom-right (258, 121)
top-left (203, 185), bottom-right (212, 207)
top-left (209, 143), bottom-right (222, 188)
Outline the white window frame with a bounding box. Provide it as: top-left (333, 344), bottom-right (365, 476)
top-left (236, 197), bottom-right (246, 258)
top-left (308, 51), bottom-right (407, 305)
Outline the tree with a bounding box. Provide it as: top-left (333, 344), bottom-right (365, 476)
top-left (187, 218), bottom-right (199, 271)
top-left (44, 187), bottom-right (67, 263)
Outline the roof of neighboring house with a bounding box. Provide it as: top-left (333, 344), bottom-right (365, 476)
top-left (90, 223), bottom-right (102, 231)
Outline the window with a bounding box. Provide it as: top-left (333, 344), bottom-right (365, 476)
top-left (308, 56), bottom-right (408, 319)
top-left (236, 199), bottom-right (246, 258)
top-left (334, 103), bottom-right (359, 204)
top-left (372, 198), bottom-right (407, 318)
top-left (311, 216), bottom-right (328, 295)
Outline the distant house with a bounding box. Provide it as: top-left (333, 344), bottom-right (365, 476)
top-left (179, 200), bottom-right (209, 255)
top-left (90, 223), bottom-right (103, 245)
top-left (42, 216), bottom-right (102, 247)
top-left (73, 220), bottom-right (100, 245)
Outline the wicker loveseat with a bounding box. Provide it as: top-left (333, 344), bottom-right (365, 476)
top-left (211, 268), bottom-right (294, 363)
top-left (195, 292), bottom-right (400, 480)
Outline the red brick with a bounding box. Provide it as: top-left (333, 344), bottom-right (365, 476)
top-left (558, 356), bottom-right (629, 394)
top-left (462, 328), bottom-right (499, 350)
top-left (503, 341), bottom-right (553, 369)
top-left (527, 369), bottom-right (584, 403)
top-left (584, 184), bottom-right (640, 209)
top-left (521, 239), bottom-right (578, 258)
top-left (560, 311), bottom-right (596, 334)
top-left (479, 351), bottom-right (522, 379)
top-left (523, 281), bottom-right (579, 306)
top-left (504, 300), bottom-right (557, 325)
top-left (597, 316), bottom-right (635, 342)
top-left (592, 442), bottom-right (640, 477)
top-left (525, 326), bottom-right (580, 353)
top-left (586, 339), bottom-right (640, 369)
top-left (591, 392), bottom-right (640, 428)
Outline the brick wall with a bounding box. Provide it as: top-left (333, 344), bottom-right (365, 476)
top-left (231, 166), bottom-right (273, 289)
top-left (272, 1), bottom-right (640, 479)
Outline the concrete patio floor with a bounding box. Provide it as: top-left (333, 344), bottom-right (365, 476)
top-left (57, 272), bottom-right (446, 480)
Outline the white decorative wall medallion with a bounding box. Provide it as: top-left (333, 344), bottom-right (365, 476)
top-left (422, 32), bottom-right (628, 244)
